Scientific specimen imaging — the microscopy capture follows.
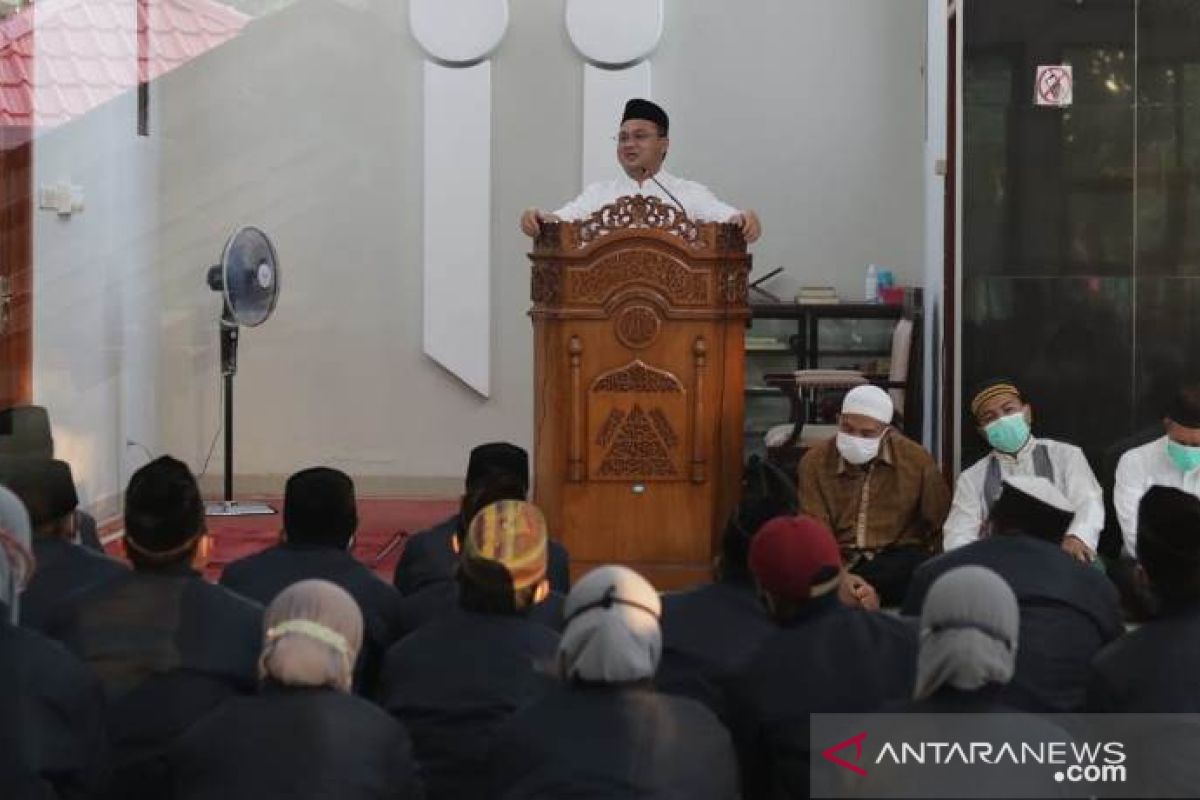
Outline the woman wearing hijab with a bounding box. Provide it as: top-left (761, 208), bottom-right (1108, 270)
top-left (847, 566), bottom-right (1069, 798)
top-left (488, 565), bottom-right (738, 800)
top-left (908, 564), bottom-right (1023, 711)
top-left (0, 485), bottom-right (108, 799)
top-left (166, 579), bottom-right (423, 799)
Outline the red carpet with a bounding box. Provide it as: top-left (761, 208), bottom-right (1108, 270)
top-left (104, 497), bottom-right (459, 582)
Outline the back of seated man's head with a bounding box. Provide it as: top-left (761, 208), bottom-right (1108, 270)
top-left (0, 458), bottom-right (78, 539)
top-left (1138, 486), bottom-right (1200, 606)
top-left (457, 470), bottom-right (529, 546)
top-left (465, 442), bottom-right (529, 496)
top-left (458, 499), bottom-right (549, 615)
top-left (988, 476), bottom-right (1075, 546)
top-left (0, 405), bottom-right (53, 459)
top-left (720, 455), bottom-right (797, 578)
top-left (283, 467), bottom-right (358, 549)
top-left (749, 515), bottom-right (843, 623)
top-left (124, 456), bottom-right (206, 571)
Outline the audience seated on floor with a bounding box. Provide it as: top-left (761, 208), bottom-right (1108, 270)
top-left (1089, 486), bottom-right (1200, 711)
top-left (848, 566), bottom-right (1069, 798)
top-left (0, 405), bottom-right (103, 552)
top-left (904, 475), bottom-right (1121, 711)
top-left (393, 442), bottom-right (570, 596)
top-left (657, 454), bottom-right (794, 716)
top-left (0, 485), bottom-right (108, 800)
top-left (43, 456), bottom-right (263, 800)
top-left (725, 514), bottom-right (917, 800)
top-left (220, 467), bottom-right (403, 694)
top-left (165, 579), bottom-right (423, 800)
top-left (799, 385), bottom-right (950, 606)
top-left (944, 378), bottom-right (1104, 563)
top-left (377, 499), bottom-right (560, 800)
top-left (0, 458), bottom-right (127, 633)
top-left (489, 564), bottom-right (738, 800)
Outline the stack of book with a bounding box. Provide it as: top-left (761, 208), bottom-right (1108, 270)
top-left (795, 286), bottom-right (839, 305)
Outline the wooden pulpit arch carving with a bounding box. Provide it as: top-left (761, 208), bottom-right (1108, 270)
top-left (529, 196), bottom-right (748, 590)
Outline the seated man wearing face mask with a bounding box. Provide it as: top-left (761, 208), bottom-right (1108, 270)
top-left (943, 378), bottom-right (1104, 563)
top-left (1115, 384), bottom-right (1200, 561)
top-left (798, 385), bottom-right (950, 606)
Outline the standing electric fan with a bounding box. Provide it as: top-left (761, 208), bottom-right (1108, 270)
top-left (203, 226), bottom-right (280, 516)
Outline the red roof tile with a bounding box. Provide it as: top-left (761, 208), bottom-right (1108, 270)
top-left (0, 0), bottom-right (249, 128)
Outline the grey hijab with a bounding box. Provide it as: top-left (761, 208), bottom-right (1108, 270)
top-left (0, 485), bottom-right (34, 624)
top-left (915, 565), bottom-right (1019, 700)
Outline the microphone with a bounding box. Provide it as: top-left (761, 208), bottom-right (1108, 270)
top-left (646, 168), bottom-right (686, 215)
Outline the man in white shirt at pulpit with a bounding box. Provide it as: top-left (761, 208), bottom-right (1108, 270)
top-left (519, 98), bottom-right (761, 242)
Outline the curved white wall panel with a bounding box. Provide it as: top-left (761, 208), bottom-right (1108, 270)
top-left (410, 0), bottom-right (509, 65)
top-left (565, 0), bottom-right (663, 67)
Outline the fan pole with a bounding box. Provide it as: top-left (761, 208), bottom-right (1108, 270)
top-left (223, 364), bottom-right (234, 504)
top-left (205, 316), bottom-right (274, 516)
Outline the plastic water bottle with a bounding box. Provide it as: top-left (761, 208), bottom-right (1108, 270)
top-left (864, 264), bottom-right (879, 303)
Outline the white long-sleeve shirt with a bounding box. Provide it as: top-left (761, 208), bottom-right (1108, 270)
top-left (1114, 435), bottom-right (1200, 558)
top-left (942, 437), bottom-right (1105, 551)
top-left (552, 170), bottom-right (740, 223)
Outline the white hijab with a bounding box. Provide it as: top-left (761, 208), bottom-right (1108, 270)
top-left (0, 485), bottom-right (34, 624)
top-left (559, 565), bottom-right (662, 683)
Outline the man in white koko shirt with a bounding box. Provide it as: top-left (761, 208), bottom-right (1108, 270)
top-left (519, 98), bottom-right (761, 242)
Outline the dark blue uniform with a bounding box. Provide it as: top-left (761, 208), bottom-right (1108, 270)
top-left (167, 682), bottom-right (424, 799)
top-left (377, 612), bottom-right (559, 800)
top-left (220, 542), bottom-right (404, 693)
top-left (904, 534), bottom-right (1122, 711)
top-left (0, 612), bottom-right (107, 799)
top-left (45, 566), bottom-right (262, 800)
top-left (725, 596), bottom-right (918, 800)
top-left (490, 682), bottom-right (738, 800)
top-left (21, 535), bottom-right (127, 633)
top-left (658, 576), bottom-right (773, 717)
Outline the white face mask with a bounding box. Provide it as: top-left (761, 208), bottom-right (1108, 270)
top-left (836, 431), bottom-right (882, 465)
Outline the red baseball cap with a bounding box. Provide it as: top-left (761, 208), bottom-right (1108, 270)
top-left (749, 515), bottom-right (842, 602)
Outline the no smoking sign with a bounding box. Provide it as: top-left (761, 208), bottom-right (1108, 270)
top-left (1035, 65), bottom-right (1073, 107)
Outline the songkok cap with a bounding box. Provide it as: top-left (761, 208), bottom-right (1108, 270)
top-left (465, 442), bottom-right (529, 491)
top-left (622, 98), bottom-right (669, 133)
top-left (462, 500), bottom-right (548, 592)
top-left (970, 378), bottom-right (1023, 419)
top-left (1138, 485), bottom-right (1200, 561)
top-left (124, 456), bottom-right (204, 558)
top-left (1165, 385), bottom-right (1200, 429)
top-left (0, 457), bottom-right (78, 527)
top-left (992, 475), bottom-right (1074, 543)
top-left (841, 385), bottom-right (894, 425)
top-left (1137, 486), bottom-right (1200, 601)
top-left (0, 406), bottom-right (52, 458)
top-left (284, 467), bottom-right (357, 546)
top-left (749, 515), bottom-right (842, 603)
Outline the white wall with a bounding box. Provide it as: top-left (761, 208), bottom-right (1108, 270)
top-left (32, 37), bottom-right (161, 514)
top-left (32, 0), bottom-right (929, 499)
top-left (655, 0), bottom-right (927, 298)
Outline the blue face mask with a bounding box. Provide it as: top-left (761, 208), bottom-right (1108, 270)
top-left (1167, 439), bottom-right (1200, 473)
top-left (983, 412), bottom-right (1031, 454)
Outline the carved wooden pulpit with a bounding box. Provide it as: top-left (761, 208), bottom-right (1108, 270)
top-left (529, 196), bottom-right (749, 590)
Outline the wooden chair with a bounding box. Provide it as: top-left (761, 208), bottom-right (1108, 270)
top-left (762, 310), bottom-right (922, 476)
